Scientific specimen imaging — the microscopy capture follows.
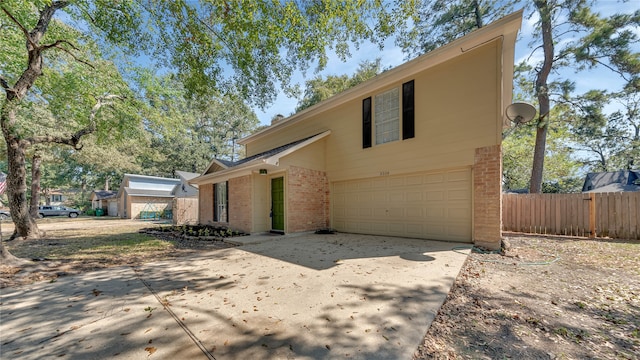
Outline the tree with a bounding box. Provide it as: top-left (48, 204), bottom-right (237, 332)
top-left (523, 2), bottom-right (639, 192)
top-left (564, 87), bottom-right (640, 172)
top-left (503, 108), bottom-right (581, 193)
top-left (398, 0), bottom-right (514, 58)
top-left (140, 74), bottom-right (260, 174)
top-left (295, 59), bottom-right (383, 112)
top-left (1, 3), bottom-right (138, 249)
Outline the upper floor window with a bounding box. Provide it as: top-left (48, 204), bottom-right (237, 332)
top-left (363, 80), bottom-right (414, 148)
top-left (374, 87), bottom-right (400, 145)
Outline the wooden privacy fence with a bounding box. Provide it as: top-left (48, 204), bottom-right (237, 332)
top-left (502, 192), bottom-right (640, 240)
top-left (173, 197), bottom-right (199, 225)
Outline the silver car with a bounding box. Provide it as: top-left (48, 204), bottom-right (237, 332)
top-left (37, 206), bottom-right (81, 218)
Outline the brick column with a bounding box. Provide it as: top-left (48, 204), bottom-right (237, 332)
top-left (473, 145), bottom-right (502, 250)
top-left (287, 166), bottom-right (330, 233)
top-left (198, 183), bottom-right (214, 225)
top-left (229, 175), bottom-right (252, 233)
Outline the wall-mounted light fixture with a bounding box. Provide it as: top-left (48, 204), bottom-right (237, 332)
top-left (259, 169), bottom-right (268, 175)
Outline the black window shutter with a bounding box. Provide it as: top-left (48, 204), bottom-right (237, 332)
top-left (225, 181), bottom-right (229, 221)
top-left (402, 80), bottom-right (415, 140)
top-left (213, 183), bottom-right (218, 221)
top-left (362, 97), bottom-right (372, 148)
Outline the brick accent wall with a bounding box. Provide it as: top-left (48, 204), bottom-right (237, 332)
top-left (287, 166), bottom-right (330, 232)
top-left (229, 175), bottom-right (252, 233)
top-left (473, 144), bottom-right (502, 250)
top-left (198, 183), bottom-right (214, 225)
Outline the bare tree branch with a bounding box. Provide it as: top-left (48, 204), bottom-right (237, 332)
top-left (44, 40), bottom-right (95, 68)
top-left (26, 94), bottom-right (124, 149)
top-left (0, 5), bottom-right (35, 47)
top-left (0, 75), bottom-right (12, 91)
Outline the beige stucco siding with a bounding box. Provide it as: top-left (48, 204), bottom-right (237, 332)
top-left (246, 40), bottom-right (501, 182)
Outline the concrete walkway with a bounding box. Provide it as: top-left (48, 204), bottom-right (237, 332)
top-left (0, 233), bottom-right (470, 359)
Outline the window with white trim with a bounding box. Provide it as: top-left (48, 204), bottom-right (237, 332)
top-left (374, 87), bottom-right (400, 145)
top-left (214, 182), bottom-right (228, 222)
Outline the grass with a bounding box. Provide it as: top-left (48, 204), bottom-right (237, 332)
top-left (5, 221), bottom-right (175, 262)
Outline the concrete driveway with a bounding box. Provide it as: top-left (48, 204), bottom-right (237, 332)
top-left (0, 233), bottom-right (470, 359)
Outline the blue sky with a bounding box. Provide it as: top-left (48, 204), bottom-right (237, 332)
top-left (254, 2), bottom-right (640, 126)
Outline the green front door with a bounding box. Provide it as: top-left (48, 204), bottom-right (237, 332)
top-left (271, 177), bottom-right (285, 231)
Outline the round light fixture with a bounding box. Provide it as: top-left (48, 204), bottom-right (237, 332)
top-left (506, 102), bottom-right (537, 124)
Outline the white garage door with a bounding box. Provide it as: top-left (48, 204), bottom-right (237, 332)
top-left (332, 168), bottom-right (472, 242)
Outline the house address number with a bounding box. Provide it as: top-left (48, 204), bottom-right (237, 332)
top-left (379, 171), bottom-right (390, 176)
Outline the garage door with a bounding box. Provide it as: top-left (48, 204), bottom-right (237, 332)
top-left (332, 168), bottom-right (471, 242)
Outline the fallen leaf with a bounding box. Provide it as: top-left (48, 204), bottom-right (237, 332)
top-left (145, 346), bottom-right (156, 355)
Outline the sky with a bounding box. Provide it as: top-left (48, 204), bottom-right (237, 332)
top-left (253, 1), bottom-right (640, 126)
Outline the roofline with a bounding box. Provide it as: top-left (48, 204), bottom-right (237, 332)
top-left (201, 158), bottom-right (231, 177)
top-left (122, 173), bottom-right (180, 182)
top-left (123, 188), bottom-right (175, 198)
top-left (175, 170), bottom-right (201, 180)
top-left (239, 10), bottom-right (523, 145)
top-left (191, 130), bottom-right (331, 185)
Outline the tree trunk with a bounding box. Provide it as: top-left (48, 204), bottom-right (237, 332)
top-left (30, 152), bottom-right (42, 218)
top-left (0, 2), bottom-right (69, 263)
top-left (6, 135), bottom-right (41, 240)
top-left (472, 0), bottom-right (484, 28)
top-left (530, 0), bottom-right (555, 194)
top-left (0, 240), bottom-right (27, 266)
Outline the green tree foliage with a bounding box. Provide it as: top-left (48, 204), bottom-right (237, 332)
top-left (67, 0), bottom-right (413, 107)
top-left (137, 73), bottom-right (259, 175)
top-left (398, 0), bottom-right (514, 57)
top-left (1, 2), bottom-right (140, 243)
top-left (503, 112), bottom-right (581, 193)
top-left (523, 1), bottom-right (639, 192)
top-left (563, 87), bottom-right (640, 172)
top-left (296, 59), bottom-right (383, 112)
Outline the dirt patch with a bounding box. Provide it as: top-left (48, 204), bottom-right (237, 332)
top-left (414, 234), bottom-right (640, 360)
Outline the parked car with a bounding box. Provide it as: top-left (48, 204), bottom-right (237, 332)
top-left (0, 210), bottom-right (10, 220)
top-left (37, 206), bottom-right (81, 218)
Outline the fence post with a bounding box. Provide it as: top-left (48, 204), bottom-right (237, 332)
top-left (589, 192), bottom-right (596, 238)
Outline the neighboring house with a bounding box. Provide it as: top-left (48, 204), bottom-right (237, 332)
top-left (172, 171), bottom-right (200, 198)
top-left (171, 171), bottom-right (201, 225)
top-left (582, 170), bottom-right (640, 193)
top-left (116, 174), bottom-right (180, 219)
top-left (191, 12), bottom-right (523, 250)
top-left (42, 189), bottom-right (77, 206)
top-left (90, 190), bottom-right (117, 216)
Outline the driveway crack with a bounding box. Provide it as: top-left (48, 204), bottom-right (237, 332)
top-left (133, 268), bottom-right (216, 360)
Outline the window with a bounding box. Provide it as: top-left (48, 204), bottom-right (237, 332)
top-left (362, 80), bottom-right (415, 148)
top-left (214, 182), bottom-right (228, 222)
top-left (374, 87), bottom-right (400, 145)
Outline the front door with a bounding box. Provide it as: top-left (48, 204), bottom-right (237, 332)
top-left (271, 177), bottom-right (284, 231)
